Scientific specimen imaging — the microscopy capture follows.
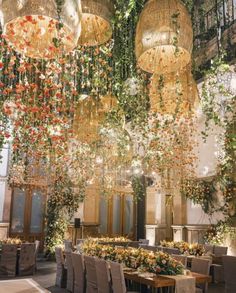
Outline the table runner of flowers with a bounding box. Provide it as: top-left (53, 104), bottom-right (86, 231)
top-left (81, 241), bottom-right (184, 275)
top-left (160, 240), bottom-right (205, 256)
top-left (85, 236), bottom-right (131, 243)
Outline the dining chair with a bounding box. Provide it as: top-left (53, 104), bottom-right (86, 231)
top-left (191, 258), bottom-right (211, 293)
top-left (213, 245), bottom-right (228, 257)
top-left (34, 240), bottom-right (40, 271)
top-left (140, 245), bottom-right (157, 252)
top-left (222, 255), bottom-right (236, 293)
top-left (64, 240), bottom-right (73, 252)
top-left (139, 239), bottom-right (149, 245)
top-left (203, 244), bottom-right (214, 255)
top-left (156, 245), bottom-right (164, 252)
top-left (95, 258), bottom-right (112, 293)
top-left (211, 245), bottom-right (228, 283)
top-left (65, 251), bottom-right (74, 292)
top-left (84, 255), bottom-right (98, 293)
top-left (128, 241), bottom-right (139, 248)
top-left (109, 261), bottom-right (139, 293)
top-left (55, 246), bottom-right (67, 288)
top-left (171, 254), bottom-right (187, 268)
top-left (71, 252), bottom-right (85, 293)
top-left (0, 244), bottom-right (18, 277)
top-left (162, 247), bottom-right (180, 255)
top-left (18, 243), bottom-right (36, 276)
top-left (77, 239), bottom-right (85, 245)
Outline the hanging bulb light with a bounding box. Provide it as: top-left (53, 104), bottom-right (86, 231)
top-left (135, 0), bottom-right (193, 74)
top-left (1, 0), bottom-right (82, 59)
top-left (149, 68), bottom-right (199, 117)
top-left (78, 0), bottom-right (114, 46)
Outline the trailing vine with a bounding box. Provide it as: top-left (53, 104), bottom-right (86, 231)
top-left (181, 178), bottom-right (216, 214)
top-left (45, 173), bottom-right (84, 255)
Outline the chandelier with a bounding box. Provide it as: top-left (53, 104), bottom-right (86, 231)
top-left (73, 94), bottom-right (117, 143)
top-left (78, 0), bottom-right (114, 46)
top-left (1, 0), bottom-right (82, 59)
top-left (135, 0), bottom-right (193, 74)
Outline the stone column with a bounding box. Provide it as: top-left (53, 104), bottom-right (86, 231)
top-left (145, 185), bottom-right (167, 245)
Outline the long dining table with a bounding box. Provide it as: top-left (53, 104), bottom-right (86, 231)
top-left (124, 270), bottom-right (211, 289)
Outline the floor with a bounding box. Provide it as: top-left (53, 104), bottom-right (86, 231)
top-left (0, 259), bottom-right (226, 293)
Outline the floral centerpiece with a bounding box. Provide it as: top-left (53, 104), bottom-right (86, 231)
top-left (160, 240), bottom-right (205, 256)
top-left (86, 236), bottom-right (131, 243)
top-left (81, 242), bottom-right (184, 275)
top-left (0, 238), bottom-right (22, 248)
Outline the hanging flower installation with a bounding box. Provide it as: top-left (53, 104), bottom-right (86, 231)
top-left (145, 113), bottom-right (198, 187)
top-left (79, 0), bottom-right (114, 46)
top-left (1, 0), bottom-right (82, 59)
top-left (149, 68), bottom-right (199, 117)
top-left (135, 0), bottom-right (193, 74)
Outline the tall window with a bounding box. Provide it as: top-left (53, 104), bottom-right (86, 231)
top-left (10, 187), bottom-right (46, 245)
top-left (99, 193), bottom-right (135, 237)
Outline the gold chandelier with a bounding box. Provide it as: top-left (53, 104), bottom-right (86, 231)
top-left (149, 69), bottom-right (199, 116)
top-left (78, 0), bottom-right (114, 46)
top-left (135, 0), bottom-right (193, 74)
top-left (73, 94), bottom-right (117, 143)
top-left (1, 0), bottom-right (82, 59)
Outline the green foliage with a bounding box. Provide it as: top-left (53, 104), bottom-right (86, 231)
top-left (45, 174), bottom-right (84, 255)
top-left (204, 219), bottom-right (233, 245)
top-left (181, 179), bottom-right (216, 214)
top-left (132, 176), bottom-right (146, 201)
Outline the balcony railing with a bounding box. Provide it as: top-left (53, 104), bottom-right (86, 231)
top-left (194, 0), bottom-right (236, 48)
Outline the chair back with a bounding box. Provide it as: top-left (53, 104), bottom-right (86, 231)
top-left (191, 257), bottom-right (211, 292)
top-left (35, 240), bottom-right (40, 256)
top-left (77, 239), bottom-right (84, 245)
top-left (95, 258), bottom-right (111, 293)
top-left (65, 251), bottom-right (74, 292)
top-left (223, 255), bottom-right (236, 293)
top-left (19, 243), bottom-right (36, 276)
top-left (109, 261), bottom-right (127, 293)
top-left (171, 254), bottom-right (187, 268)
top-left (139, 239), bottom-right (149, 245)
top-left (203, 244), bottom-right (214, 255)
top-left (156, 245), bottom-right (164, 252)
top-left (128, 241), bottom-right (139, 248)
top-left (213, 245), bottom-right (228, 256)
top-left (162, 247), bottom-right (180, 255)
top-left (191, 257), bottom-right (211, 274)
top-left (55, 246), bottom-right (67, 288)
top-left (84, 255), bottom-right (98, 293)
top-left (71, 252), bottom-right (85, 293)
top-left (64, 240), bottom-right (73, 252)
top-left (0, 244), bottom-right (18, 276)
top-left (140, 244), bottom-right (157, 252)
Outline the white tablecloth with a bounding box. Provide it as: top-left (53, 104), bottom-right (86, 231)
top-left (0, 278), bottom-right (50, 293)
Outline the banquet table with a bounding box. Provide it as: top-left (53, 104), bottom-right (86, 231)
top-left (124, 270), bottom-right (211, 289)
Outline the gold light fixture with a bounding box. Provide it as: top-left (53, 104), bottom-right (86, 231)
top-left (78, 0), bottom-right (114, 46)
top-left (1, 0), bottom-right (82, 59)
top-left (135, 0), bottom-right (193, 74)
top-left (149, 69), bottom-right (199, 116)
top-left (99, 94), bottom-right (117, 113)
top-left (73, 94), bottom-right (117, 143)
top-left (73, 96), bottom-right (100, 143)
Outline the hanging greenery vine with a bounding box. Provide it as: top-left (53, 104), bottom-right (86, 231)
top-left (181, 178), bottom-right (216, 214)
